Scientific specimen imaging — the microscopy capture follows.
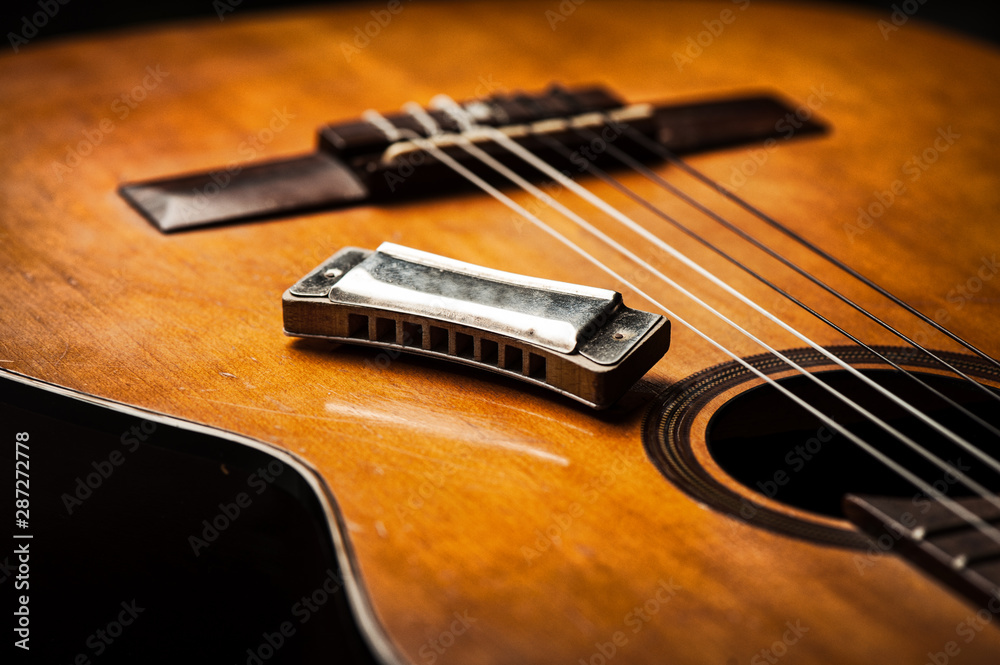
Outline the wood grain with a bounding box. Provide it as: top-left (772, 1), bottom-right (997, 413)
top-left (2, 2), bottom-right (1000, 663)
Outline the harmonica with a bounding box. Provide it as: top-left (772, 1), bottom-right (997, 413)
top-left (282, 243), bottom-right (671, 408)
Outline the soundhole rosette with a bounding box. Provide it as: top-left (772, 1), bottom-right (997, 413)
top-left (642, 346), bottom-right (1000, 549)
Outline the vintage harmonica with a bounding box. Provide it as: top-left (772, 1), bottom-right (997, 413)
top-left (282, 243), bottom-right (671, 408)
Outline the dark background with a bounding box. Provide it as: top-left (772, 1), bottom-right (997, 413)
top-left (1, 0), bottom-right (998, 50)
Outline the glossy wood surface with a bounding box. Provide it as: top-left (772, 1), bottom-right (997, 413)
top-left (2, 2), bottom-right (1000, 663)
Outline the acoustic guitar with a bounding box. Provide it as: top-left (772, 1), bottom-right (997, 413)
top-left (3, 2), bottom-right (1000, 664)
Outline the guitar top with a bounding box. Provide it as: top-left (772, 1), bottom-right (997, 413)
top-left (3, 1), bottom-right (1000, 663)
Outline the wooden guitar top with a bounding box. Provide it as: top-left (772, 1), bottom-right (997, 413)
top-left (2, 1), bottom-right (999, 663)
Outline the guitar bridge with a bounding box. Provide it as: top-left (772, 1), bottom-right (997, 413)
top-left (119, 85), bottom-right (826, 232)
top-left (282, 243), bottom-right (670, 408)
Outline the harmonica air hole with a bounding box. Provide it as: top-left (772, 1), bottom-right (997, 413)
top-left (481, 339), bottom-right (499, 366)
top-left (348, 314), bottom-right (369, 339)
top-left (454, 332), bottom-right (474, 359)
top-left (503, 346), bottom-right (524, 373)
top-left (528, 353), bottom-right (547, 382)
top-left (376, 317), bottom-right (395, 343)
top-left (402, 321), bottom-right (423, 348)
top-left (429, 326), bottom-right (448, 352)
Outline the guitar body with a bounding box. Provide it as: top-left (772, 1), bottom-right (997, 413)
top-left (3, 2), bottom-right (1000, 663)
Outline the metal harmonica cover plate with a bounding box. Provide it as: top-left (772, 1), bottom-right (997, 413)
top-left (283, 243), bottom-right (670, 408)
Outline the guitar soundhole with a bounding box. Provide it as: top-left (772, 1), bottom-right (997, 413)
top-left (643, 346), bottom-right (1000, 548)
top-left (707, 369), bottom-right (1000, 519)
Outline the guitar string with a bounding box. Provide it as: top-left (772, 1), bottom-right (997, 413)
top-left (506, 92), bottom-right (1000, 427)
top-left (439, 122), bottom-right (1000, 517)
top-left (361, 107), bottom-right (1000, 550)
top-left (531, 127), bottom-right (1000, 441)
top-left (405, 95), bottom-right (1000, 520)
top-left (426, 95), bottom-right (1000, 482)
top-left (423, 96), bottom-right (1000, 508)
top-left (616, 124), bottom-right (1000, 403)
top-left (535, 87), bottom-right (1000, 408)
